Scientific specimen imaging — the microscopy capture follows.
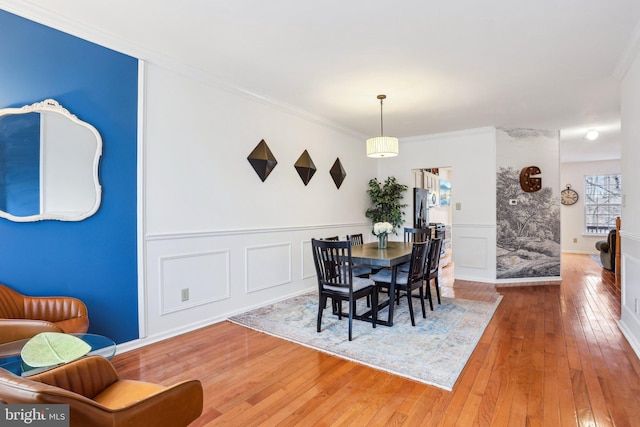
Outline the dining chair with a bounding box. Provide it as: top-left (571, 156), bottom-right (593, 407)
top-left (371, 241), bottom-right (430, 326)
top-left (311, 238), bottom-right (377, 341)
top-left (403, 227), bottom-right (431, 243)
top-left (426, 238), bottom-right (443, 305)
top-left (399, 228), bottom-right (430, 273)
top-left (347, 234), bottom-right (376, 278)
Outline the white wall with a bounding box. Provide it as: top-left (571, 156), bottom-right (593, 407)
top-left (141, 63), bottom-right (376, 339)
top-left (619, 39), bottom-right (640, 357)
top-left (560, 159), bottom-right (621, 254)
top-left (379, 127), bottom-right (497, 283)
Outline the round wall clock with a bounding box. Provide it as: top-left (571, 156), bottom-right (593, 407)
top-left (561, 185), bottom-right (579, 205)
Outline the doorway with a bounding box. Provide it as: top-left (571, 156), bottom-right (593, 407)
top-left (411, 167), bottom-right (453, 269)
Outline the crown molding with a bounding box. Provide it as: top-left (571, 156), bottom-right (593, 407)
top-left (401, 126), bottom-right (496, 144)
top-left (0, 1), bottom-right (365, 139)
top-left (613, 20), bottom-right (640, 80)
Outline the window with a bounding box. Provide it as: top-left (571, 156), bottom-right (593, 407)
top-left (584, 174), bottom-right (622, 234)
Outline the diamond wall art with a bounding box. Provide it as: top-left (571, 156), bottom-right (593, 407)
top-left (294, 149), bottom-right (316, 186)
top-left (247, 139), bottom-right (278, 182)
top-left (330, 158), bottom-right (346, 189)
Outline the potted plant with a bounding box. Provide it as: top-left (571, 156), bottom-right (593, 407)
top-left (365, 177), bottom-right (408, 244)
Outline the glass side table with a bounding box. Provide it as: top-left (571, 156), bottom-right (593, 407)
top-left (0, 333), bottom-right (116, 376)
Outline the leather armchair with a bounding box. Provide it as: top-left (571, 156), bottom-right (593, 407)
top-left (0, 284), bottom-right (89, 344)
top-left (595, 230), bottom-right (616, 272)
top-left (0, 355), bottom-right (203, 427)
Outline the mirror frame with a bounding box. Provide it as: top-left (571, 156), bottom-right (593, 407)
top-left (0, 99), bottom-right (102, 222)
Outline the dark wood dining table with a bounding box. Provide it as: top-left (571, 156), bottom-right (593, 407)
top-left (350, 240), bottom-right (414, 326)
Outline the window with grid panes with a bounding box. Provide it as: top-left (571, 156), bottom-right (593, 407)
top-left (584, 174), bottom-right (622, 234)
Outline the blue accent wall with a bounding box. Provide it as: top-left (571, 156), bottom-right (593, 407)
top-left (0, 10), bottom-right (139, 344)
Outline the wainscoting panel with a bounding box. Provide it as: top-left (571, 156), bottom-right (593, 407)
top-left (159, 250), bottom-right (230, 315)
top-left (245, 243), bottom-right (292, 293)
top-left (619, 232), bottom-right (640, 359)
top-left (301, 240), bottom-right (316, 280)
top-left (143, 223), bottom-right (370, 340)
top-left (452, 224), bottom-right (497, 283)
top-left (456, 236), bottom-right (488, 269)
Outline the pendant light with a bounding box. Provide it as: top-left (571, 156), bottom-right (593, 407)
top-left (366, 94), bottom-right (399, 158)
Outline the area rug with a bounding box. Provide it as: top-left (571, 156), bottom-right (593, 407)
top-left (229, 291), bottom-right (502, 391)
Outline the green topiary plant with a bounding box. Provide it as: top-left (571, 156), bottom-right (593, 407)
top-left (365, 176), bottom-right (408, 233)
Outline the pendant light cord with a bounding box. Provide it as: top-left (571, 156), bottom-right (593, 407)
top-left (379, 97), bottom-right (385, 136)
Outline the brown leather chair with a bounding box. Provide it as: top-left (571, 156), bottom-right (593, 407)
top-left (595, 230), bottom-right (616, 272)
top-left (0, 284), bottom-right (89, 344)
top-left (0, 355), bottom-right (203, 427)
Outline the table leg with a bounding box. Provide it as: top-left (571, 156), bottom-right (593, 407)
top-left (356, 265), bottom-right (399, 327)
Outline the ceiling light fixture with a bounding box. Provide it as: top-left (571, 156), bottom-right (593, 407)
top-left (585, 129), bottom-right (599, 141)
top-left (366, 94), bottom-right (399, 158)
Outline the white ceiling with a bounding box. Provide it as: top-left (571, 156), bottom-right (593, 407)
top-left (2, 0), bottom-right (639, 162)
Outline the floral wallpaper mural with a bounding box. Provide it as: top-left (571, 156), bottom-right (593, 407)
top-left (496, 128), bottom-right (560, 279)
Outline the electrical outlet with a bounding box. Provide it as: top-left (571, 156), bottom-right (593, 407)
top-left (509, 199), bottom-right (517, 206)
top-left (573, 238), bottom-right (577, 243)
top-left (181, 288), bottom-right (189, 302)
top-left (456, 202), bottom-right (462, 210)
top-left (510, 256), bottom-right (516, 265)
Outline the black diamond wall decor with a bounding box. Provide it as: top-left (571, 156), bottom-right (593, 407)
top-left (294, 150), bottom-right (316, 186)
top-left (247, 139), bottom-right (278, 182)
top-left (330, 158), bottom-right (346, 189)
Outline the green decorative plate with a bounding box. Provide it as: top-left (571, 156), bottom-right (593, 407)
top-left (21, 332), bottom-right (91, 367)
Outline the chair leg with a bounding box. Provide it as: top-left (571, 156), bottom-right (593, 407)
top-left (371, 290), bottom-right (377, 328)
top-left (318, 295), bottom-right (326, 332)
top-left (419, 287), bottom-right (426, 318)
top-left (348, 301), bottom-right (354, 341)
top-left (435, 276), bottom-right (441, 304)
top-left (406, 291), bottom-right (416, 326)
top-left (426, 280), bottom-right (434, 311)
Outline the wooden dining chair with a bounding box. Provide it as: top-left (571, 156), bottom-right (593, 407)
top-left (426, 238), bottom-right (443, 305)
top-left (311, 238), bottom-right (378, 341)
top-left (347, 234), bottom-right (376, 278)
top-left (371, 241), bottom-right (430, 326)
top-left (348, 233), bottom-right (364, 245)
top-left (403, 227), bottom-right (431, 243)
top-left (399, 228), bottom-right (430, 273)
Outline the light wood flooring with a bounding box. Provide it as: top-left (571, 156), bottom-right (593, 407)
top-left (111, 254), bottom-right (640, 426)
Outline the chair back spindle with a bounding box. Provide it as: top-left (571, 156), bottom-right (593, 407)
top-left (348, 234), bottom-right (365, 246)
top-left (404, 227), bottom-right (430, 243)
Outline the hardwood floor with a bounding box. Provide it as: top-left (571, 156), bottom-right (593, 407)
top-left (111, 254), bottom-right (640, 426)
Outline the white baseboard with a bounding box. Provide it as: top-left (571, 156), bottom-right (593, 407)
top-left (618, 306), bottom-right (640, 361)
top-left (115, 285), bottom-right (315, 355)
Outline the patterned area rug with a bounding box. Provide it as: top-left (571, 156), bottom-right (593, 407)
top-left (229, 291), bottom-right (502, 391)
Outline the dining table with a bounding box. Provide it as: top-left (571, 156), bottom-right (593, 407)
top-left (350, 240), bottom-right (414, 326)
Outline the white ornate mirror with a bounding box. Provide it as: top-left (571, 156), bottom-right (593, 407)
top-left (0, 99), bottom-right (102, 222)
